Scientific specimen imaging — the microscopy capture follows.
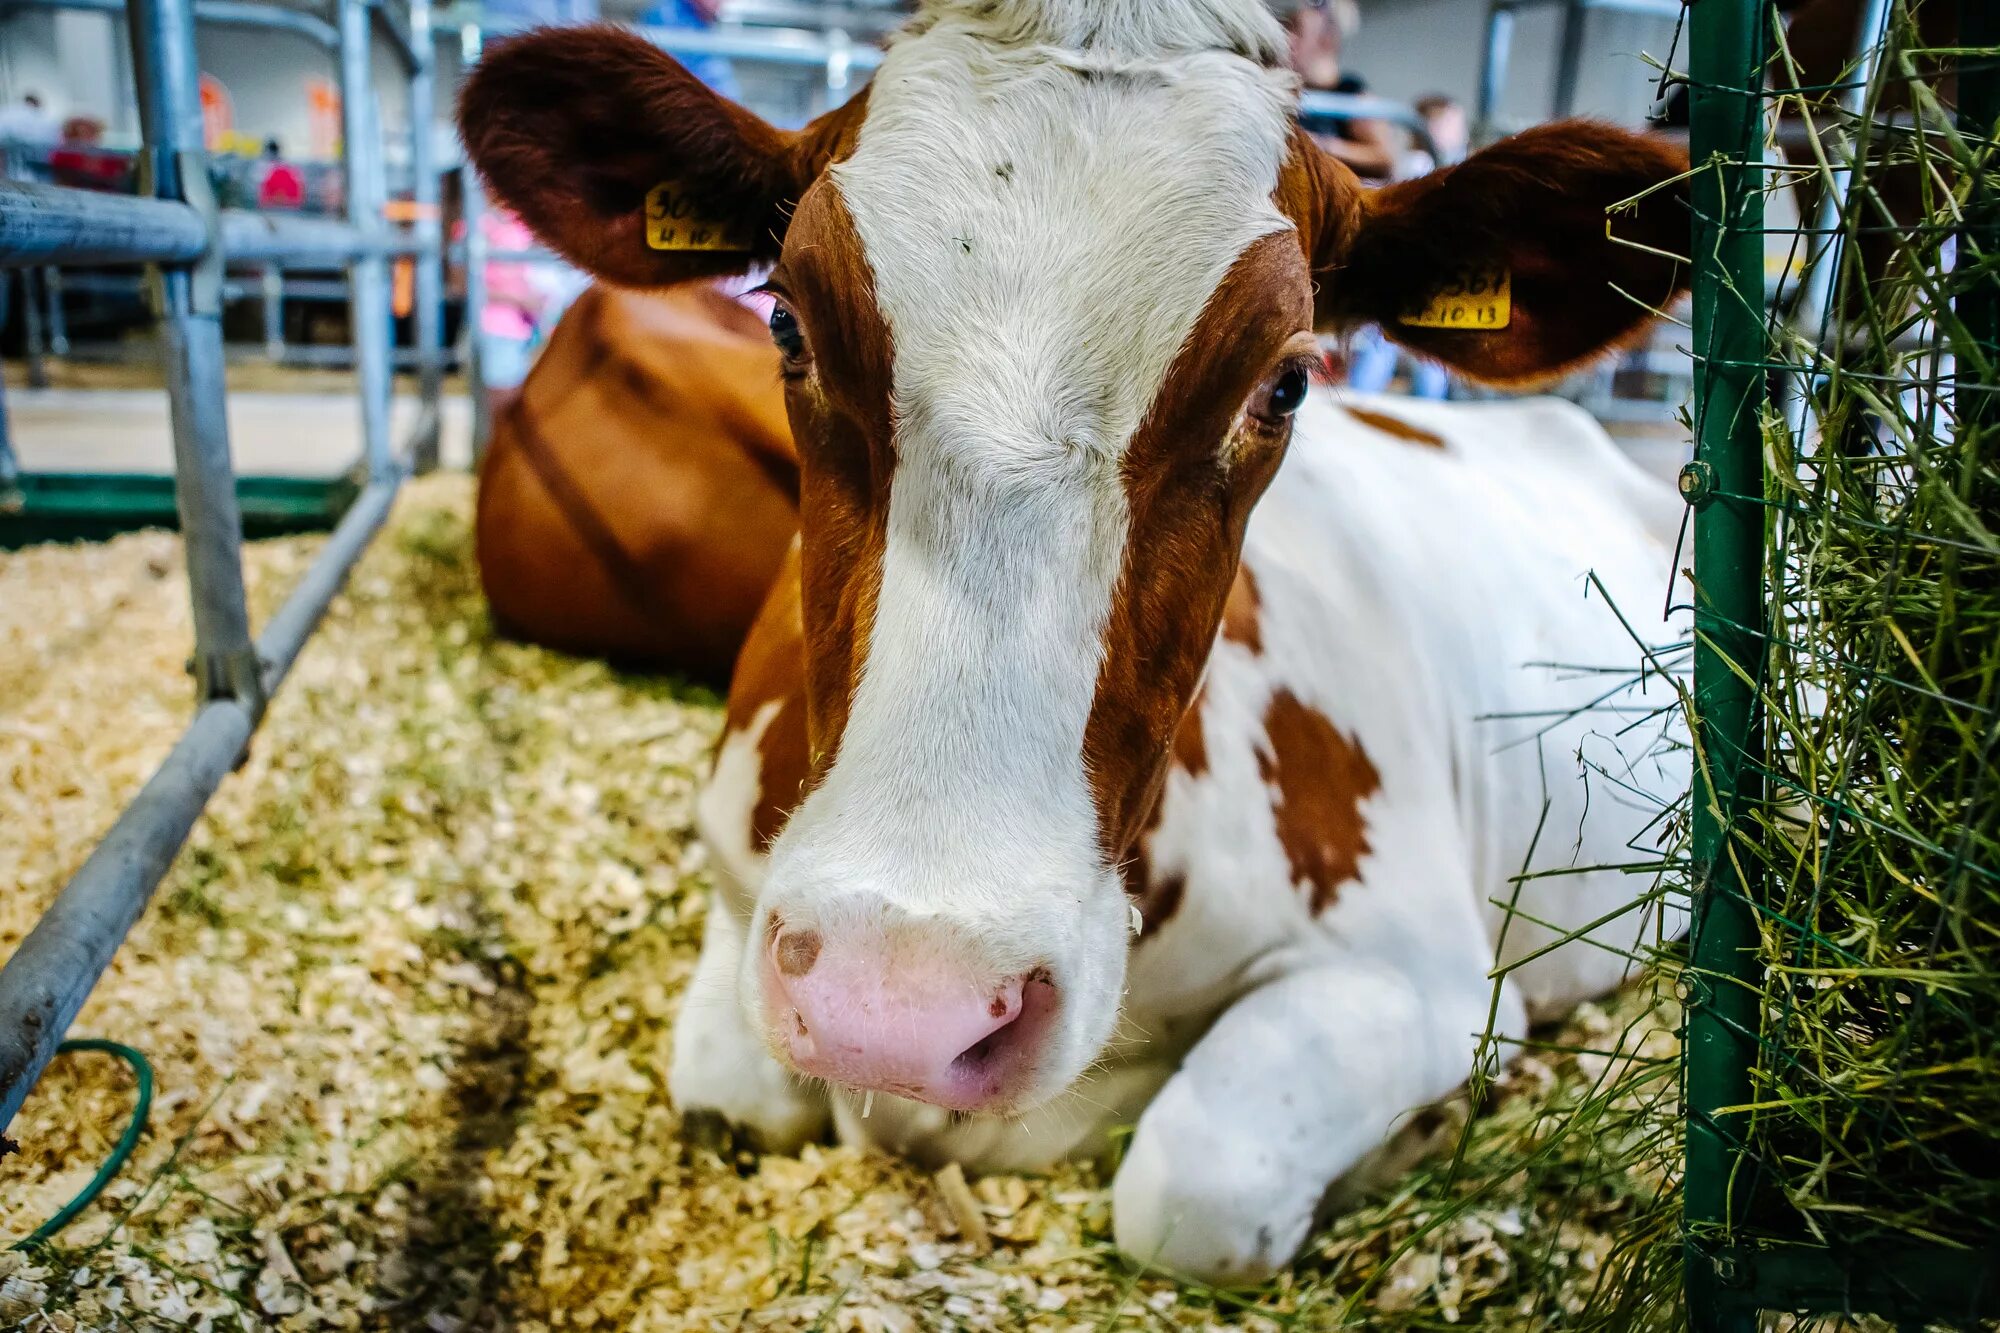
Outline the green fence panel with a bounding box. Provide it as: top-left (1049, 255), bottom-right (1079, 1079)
top-left (1681, 0), bottom-right (2000, 1326)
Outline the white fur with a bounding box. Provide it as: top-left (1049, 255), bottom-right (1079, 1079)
top-left (744, 0), bottom-right (1301, 1108)
top-left (684, 387), bottom-right (1690, 1280)
top-left (674, 703), bottom-right (829, 1147)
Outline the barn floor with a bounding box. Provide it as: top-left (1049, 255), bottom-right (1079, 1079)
top-left (0, 477), bottom-right (1681, 1332)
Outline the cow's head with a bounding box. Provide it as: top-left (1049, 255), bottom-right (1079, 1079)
top-left (460, 1), bottom-right (1687, 1117)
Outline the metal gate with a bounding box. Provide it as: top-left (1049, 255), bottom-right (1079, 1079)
top-left (0, 0), bottom-right (443, 1133)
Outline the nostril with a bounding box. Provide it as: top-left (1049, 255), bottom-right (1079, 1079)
top-left (952, 1020), bottom-right (1017, 1073)
top-left (949, 972), bottom-right (1052, 1078)
top-left (773, 927), bottom-right (822, 978)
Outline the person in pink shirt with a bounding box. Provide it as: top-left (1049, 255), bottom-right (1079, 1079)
top-left (255, 140), bottom-right (305, 210)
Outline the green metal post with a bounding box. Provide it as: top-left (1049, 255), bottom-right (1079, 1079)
top-left (1682, 0), bottom-right (1769, 1330)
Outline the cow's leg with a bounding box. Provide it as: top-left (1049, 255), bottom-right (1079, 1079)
top-left (669, 885), bottom-right (829, 1152)
top-left (1110, 959), bottom-right (1518, 1286)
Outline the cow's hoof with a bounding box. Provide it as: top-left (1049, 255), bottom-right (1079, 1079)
top-left (678, 1107), bottom-right (768, 1174)
top-left (667, 1043), bottom-right (828, 1155)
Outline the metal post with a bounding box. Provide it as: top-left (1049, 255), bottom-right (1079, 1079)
top-left (1476, 2), bottom-right (1517, 142)
top-left (1552, 0), bottom-right (1588, 117)
top-left (461, 157), bottom-right (492, 467)
top-left (0, 264), bottom-right (13, 489)
top-left (262, 261), bottom-right (285, 360)
top-left (0, 700), bottom-right (258, 1132)
top-left (1791, 0), bottom-right (1893, 337)
top-left (407, 0), bottom-right (444, 472)
top-left (0, 360), bottom-right (15, 489)
top-left (128, 0), bottom-right (263, 710)
top-left (341, 0), bottom-right (395, 481)
top-left (1682, 1), bottom-right (1767, 1331)
top-left (43, 266), bottom-right (68, 356)
top-left (824, 25), bottom-right (852, 112)
top-left (20, 268), bottom-right (51, 387)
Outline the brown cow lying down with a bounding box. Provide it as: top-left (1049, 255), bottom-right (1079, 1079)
top-left (476, 281), bottom-right (799, 684)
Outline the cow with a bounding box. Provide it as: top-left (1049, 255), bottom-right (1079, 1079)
top-left (476, 280), bottom-right (799, 684)
top-left (458, 0), bottom-right (1693, 1284)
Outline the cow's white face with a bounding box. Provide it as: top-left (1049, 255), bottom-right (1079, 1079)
top-left (746, 12), bottom-right (1314, 1113)
top-left (460, 0), bottom-right (1689, 1117)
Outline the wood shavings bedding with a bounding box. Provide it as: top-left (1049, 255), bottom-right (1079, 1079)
top-left (0, 476), bottom-right (1683, 1331)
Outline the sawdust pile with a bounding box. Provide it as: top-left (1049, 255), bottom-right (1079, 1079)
top-left (2, 477), bottom-right (1679, 1331)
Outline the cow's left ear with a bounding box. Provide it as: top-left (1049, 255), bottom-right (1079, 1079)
top-left (1296, 121), bottom-right (1690, 385)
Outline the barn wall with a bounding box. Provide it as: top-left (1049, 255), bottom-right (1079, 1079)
top-left (0, 8), bottom-right (135, 136)
top-left (193, 27), bottom-right (411, 162)
top-left (0, 12), bottom-right (410, 163)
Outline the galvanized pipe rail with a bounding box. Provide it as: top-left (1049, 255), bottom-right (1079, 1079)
top-left (0, 0), bottom-right (340, 49)
top-left (0, 0), bottom-right (442, 1133)
top-left (0, 180), bottom-right (426, 264)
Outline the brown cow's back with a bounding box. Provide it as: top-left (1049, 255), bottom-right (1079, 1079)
top-left (476, 283), bottom-right (800, 684)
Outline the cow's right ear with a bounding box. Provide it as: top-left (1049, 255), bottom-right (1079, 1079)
top-left (457, 25), bottom-right (867, 289)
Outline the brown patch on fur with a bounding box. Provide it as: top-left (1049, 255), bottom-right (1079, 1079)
top-left (1345, 405), bottom-right (1446, 449)
top-left (1085, 233), bottom-right (1312, 859)
top-left (1220, 565), bottom-right (1263, 653)
top-left (1256, 689), bottom-right (1381, 913)
top-left (753, 693), bottom-right (811, 850)
top-left (1171, 685), bottom-right (1211, 780)
top-left (1274, 124), bottom-right (1365, 280)
top-left (724, 545), bottom-right (815, 851)
top-left (774, 181), bottom-right (897, 769)
top-left (458, 25), bottom-right (868, 289)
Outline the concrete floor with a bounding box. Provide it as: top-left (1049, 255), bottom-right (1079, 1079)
top-left (3, 384), bottom-right (475, 477)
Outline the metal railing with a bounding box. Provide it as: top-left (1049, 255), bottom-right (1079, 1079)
top-left (0, 0), bottom-right (444, 1132)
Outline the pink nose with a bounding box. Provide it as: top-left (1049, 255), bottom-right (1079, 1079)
top-left (762, 925), bottom-right (1056, 1112)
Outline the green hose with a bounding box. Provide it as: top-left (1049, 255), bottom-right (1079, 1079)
top-left (9, 1040), bottom-right (154, 1251)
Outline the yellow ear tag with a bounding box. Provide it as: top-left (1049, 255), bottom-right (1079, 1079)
top-left (645, 181), bottom-right (755, 252)
top-left (1399, 265), bottom-right (1512, 331)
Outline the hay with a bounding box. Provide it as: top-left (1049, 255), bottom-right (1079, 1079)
top-left (1710, 0), bottom-right (2000, 1258)
top-left (0, 474), bottom-right (1714, 1330)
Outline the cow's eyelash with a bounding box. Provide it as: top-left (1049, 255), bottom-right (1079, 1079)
top-left (1281, 351), bottom-right (1327, 384)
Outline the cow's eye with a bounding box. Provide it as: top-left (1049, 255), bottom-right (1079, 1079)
top-left (1250, 362), bottom-right (1311, 425)
top-left (769, 301), bottom-right (808, 366)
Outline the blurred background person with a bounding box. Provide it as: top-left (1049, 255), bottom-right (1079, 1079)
top-left (0, 92), bottom-right (59, 155)
top-left (1416, 92), bottom-right (1470, 166)
top-left (1276, 0), bottom-right (1396, 181)
top-left (256, 138), bottom-right (305, 210)
top-left (638, 0), bottom-right (741, 100)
